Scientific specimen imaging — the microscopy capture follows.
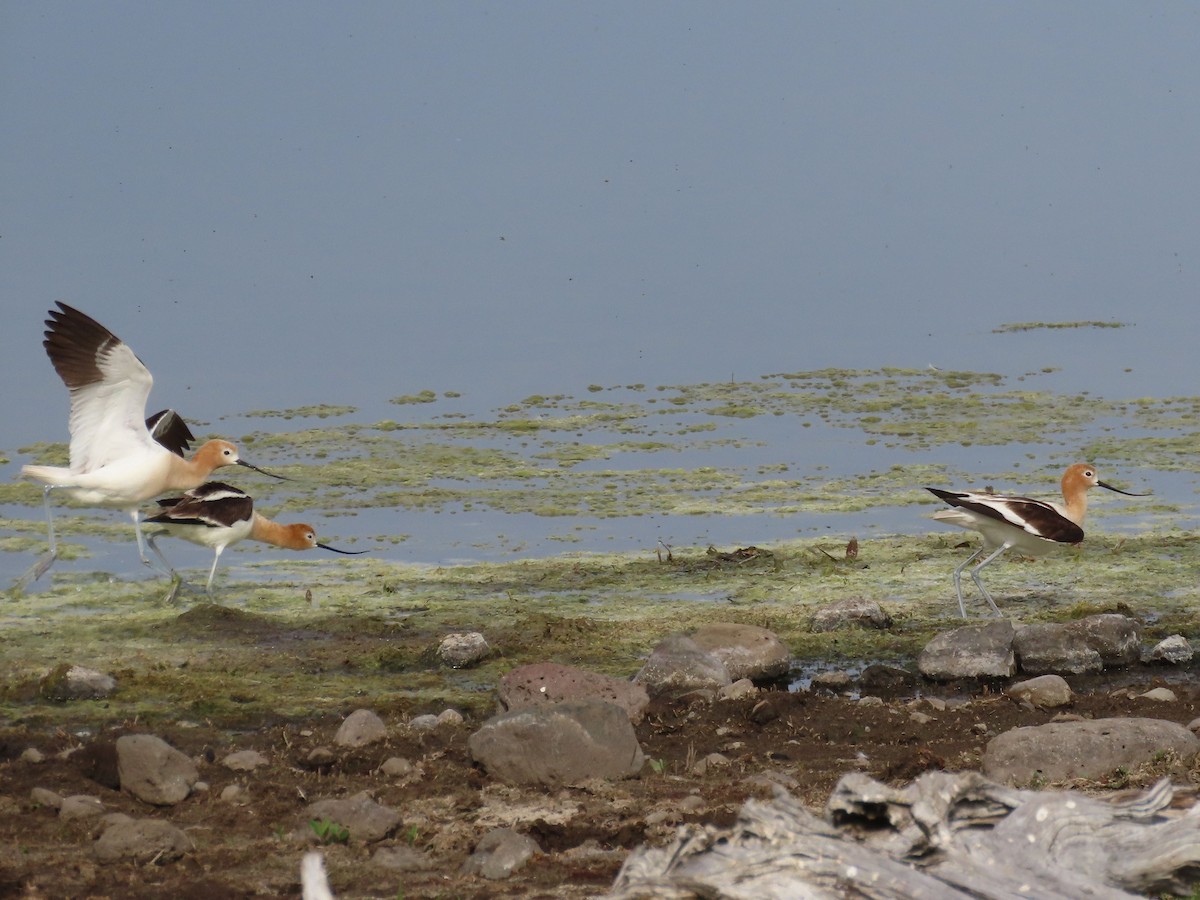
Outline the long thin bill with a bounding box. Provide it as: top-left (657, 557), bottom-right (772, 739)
top-left (317, 543), bottom-right (369, 555)
top-left (1097, 480), bottom-right (1150, 496)
top-left (236, 459), bottom-right (289, 481)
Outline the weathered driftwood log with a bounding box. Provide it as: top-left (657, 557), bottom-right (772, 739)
top-left (608, 771), bottom-right (1200, 899)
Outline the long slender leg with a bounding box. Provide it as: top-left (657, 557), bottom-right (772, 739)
top-left (133, 510), bottom-right (151, 565)
top-left (145, 533), bottom-right (178, 580)
top-left (205, 547), bottom-right (226, 597)
top-left (969, 544), bottom-right (1010, 617)
top-left (950, 546), bottom-right (987, 618)
top-left (133, 511), bottom-right (173, 577)
top-left (11, 486), bottom-right (61, 594)
top-left (42, 485), bottom-right (59, 557)
top-left (145, 533), bottom-right (186, 604)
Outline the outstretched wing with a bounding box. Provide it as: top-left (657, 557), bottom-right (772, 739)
top-left (43, 302), bottom-right (157, 472)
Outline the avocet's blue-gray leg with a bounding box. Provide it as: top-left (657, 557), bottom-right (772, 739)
top-left (146, 533), bottom-right (185, 604)
top-left (132, 511), bottom-right (173, 577)
top-left (42, 485), bottom-right (59, 557)
top-left (145, 533), bottom-right (178, 580)
top-left (968, 544), bottom-right (1010, 617)
top-left (11, 486), bottom-right (61, 594)
top-left (951, 545), bottom-right (987, 618)
top-left (204, 548), bottom-right (225, 597)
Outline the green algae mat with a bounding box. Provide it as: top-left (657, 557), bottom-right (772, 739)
top-left (3, 367), bottom-right (1199, 727)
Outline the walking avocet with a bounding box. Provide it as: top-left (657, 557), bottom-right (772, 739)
top-left (927, 463), bottom-right (1145, 617)
top-left (145, 482), bottom-right (365, 597)
top-left (18, 302), bottom-right (283, 586)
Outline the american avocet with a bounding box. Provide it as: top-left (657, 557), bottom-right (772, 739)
top-left (927, 463), bottom-right (1145, 618)
top-left (18, 302), bottom-right (284, 586)
top-left (144, 482), bottom-right (365, 597)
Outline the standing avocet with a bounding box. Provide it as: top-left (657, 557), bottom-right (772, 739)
top-left (927, 463), bottom-right (1145, 617)
top-left (145, 482), bottom-right (365, 598)
top-left (18, 302), bottom-right (283, 587)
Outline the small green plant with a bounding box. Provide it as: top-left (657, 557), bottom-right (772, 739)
top-left (648, 758), bottom-right (667, 775)
top-left (271, 823), bottom-right (287, 840)
top-left (309, 818), bottom-right (350, 844)
top-left (404, 823), bottom-right (420, 845)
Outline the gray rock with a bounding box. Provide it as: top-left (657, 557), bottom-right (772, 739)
top-left (95, 817), bottom-right (190, 864)
top-left (30, 787), bottom-right (63, 809)
top-left (469, 699), bottom-right (645, 786)
top-left (1139, 687), bottom-right (1177, 703)
top-left (857, 664), bottom-right (918, 695)
top-left (39, 664), bottom-right (117, 701)
top-left (719, 678), bottom-right (758, 700)
top-left (633, 633), bottom-right (732, 697)
top-left (1147, 634), bottom-right (1193, 664)
top-left (59, 795), bottom-right (106, 820)
top-left (1064, 614), bottom-right (1141, 666)
top-left (498, 662), bottom-right (650, 723)
top-left (461, 827), bottom-right (540, 880)
top-left (335, 709), bottom-right (388, 748)
top-left (222, 749), bottom-right (268, 772)
top-left (917, 620), bottom-right (1017, 680)
top-left (690, 622), bottom-right (791, 681)
top-left (1007, 674), bottom-right (1073, 709)
top-left (1013, 623), bottom-right (1102, 675)
top-left (983, 717), bottom-right (1200, 785)
top-left (810, 597), bottom-right (893, 632)
top-left (437, 632), bottom-right (491, 668)
top-left (407, 714), bottom-right (440, 731)
top-left (436, 708), bottom-right (464, 727)
top-left (374, 844), bottom-right (434, 872)
top-left (810, 670), bottom-right (853, 691)
top-left (306, 746), bottom-right (335, 767)
top-left (306, 791), bottom-right (402, 844)
top-left (116, 734), bottom-right (199, 806)
top-left (690, 752), bottom-right (731, 776)
top-left (379, 757), bottom-right (414, 778)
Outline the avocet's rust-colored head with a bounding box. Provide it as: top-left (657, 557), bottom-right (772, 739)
top-left (190, 440), bottom-right (287, 481)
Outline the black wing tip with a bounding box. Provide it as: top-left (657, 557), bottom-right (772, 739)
top-left (146, 409), bottom-right (197, 457)
top-left (41, 302), bottom-right (124, 388)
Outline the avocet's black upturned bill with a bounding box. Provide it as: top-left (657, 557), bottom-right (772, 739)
top-left (18, 303), bottom-right (285, 588)
top-left (145, 482), bottom-right (366, 597)
top-left (927, 463), bottom-right (1146, 618)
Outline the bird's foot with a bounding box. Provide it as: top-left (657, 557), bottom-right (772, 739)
top-left (161, 575), bottom-right (199, 606)
top-left (9, 551), bottom-right (58, 597)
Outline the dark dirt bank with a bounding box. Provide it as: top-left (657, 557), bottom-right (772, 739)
top-left (3, 664), bottom-right (1200, 899)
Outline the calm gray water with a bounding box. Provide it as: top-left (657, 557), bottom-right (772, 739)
top-left (4, 5), bottom-right (1200, 584)
top-left (2, 334), bottom-right (1194, 589)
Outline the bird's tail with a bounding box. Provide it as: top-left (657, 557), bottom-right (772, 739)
top-left (21, 465), bottom-right (74, 486)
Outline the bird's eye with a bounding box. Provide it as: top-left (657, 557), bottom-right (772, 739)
top-left (1084, 469), bottom-right (1094, 477)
